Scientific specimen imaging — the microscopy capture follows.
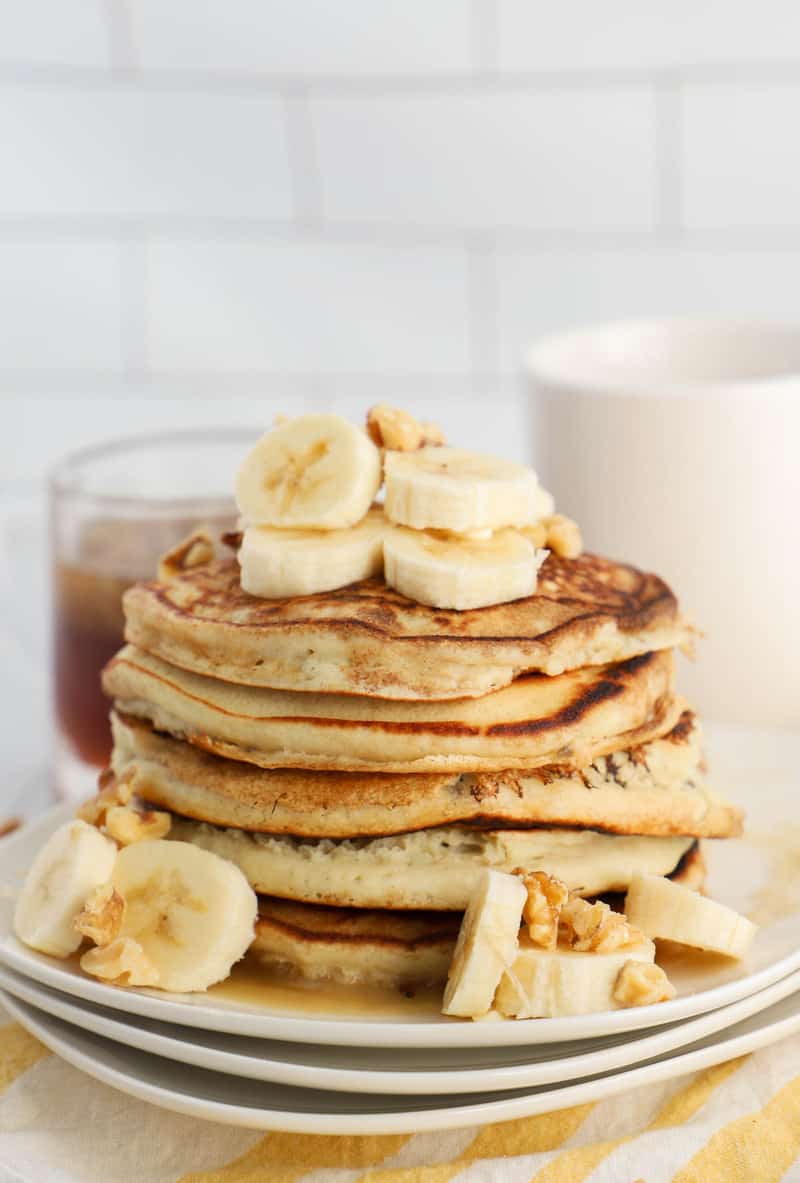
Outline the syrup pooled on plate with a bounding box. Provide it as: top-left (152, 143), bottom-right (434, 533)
top-left (210, 954), bottom-right (445, 1020)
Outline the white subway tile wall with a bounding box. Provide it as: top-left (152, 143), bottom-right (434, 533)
top-left (494, 247), bottom-right (800, 376)
top-left (681, 84), bottom-right (800, 229)
top-left (312, 89), bottom-right (659, 231)
top-left (127, 0), bottom-right (474, 77)
top-left (0, 238), bottom-right (123, 371)
top-left (0, 0), bottom-right (110, 69)
top-left (146, 238), bottom-right (472, 375)
top-left (1, 1), bottom-right (798, 422)
top-left (0, 86), bottom-right (293, 218)
top-left (495, 1), bottom-right (800, 71)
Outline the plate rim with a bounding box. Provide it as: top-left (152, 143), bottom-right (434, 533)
top-left (2, 958), bottom-right (800, 1096)
top-left (3, 802), bottom-right (799, 1049)
top-left (3, 985), bottom-right (800, 1135)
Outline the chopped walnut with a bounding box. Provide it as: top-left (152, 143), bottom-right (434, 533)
top-left (613, 960), bottom-right (676, 1008)
top-left (157, 528), bottom-right (216, 583)
top-left (76, 774), bottom-right (133, 828)
top-left (0, 817), bottom-right (20, 839)
top-left (74, 883), bottom-right (125, 946)
top-left (366, 404), bottom-right (445, 452)
top-left (81, 937), bottom-right (160, 987)
top-left (560, 897), bottom-right (644, 953)
top-left (543, 514), bottom-right (583, 559)
top-left (105, 805), bottom-right (171, 847)
top-left (517, 870), bottom-right (569, 949)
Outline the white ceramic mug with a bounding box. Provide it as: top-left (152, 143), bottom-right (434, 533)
top-left (527, 319), bottom-right (800, 726)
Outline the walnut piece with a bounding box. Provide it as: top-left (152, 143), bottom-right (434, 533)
top-left (614, 960), bottom-right (676, 1008)
top-left (105, 805), bottom-right (172, 847)
top-left (366, 404), bottom-right (445, 452)
top-left (0, 817), bottom-right (20, 839)
top-left (80, 937), bottom-right (160, 987)
top-left (543, 514), bottom-right (583, 559)
top-left (517, 870), bottom-right (570, 949)
top-left (76, 774), bottom-right (133, 828)
top-left (157, 528), bottom-right (216, 583)
top-left (560, 897), bottom-right (644, 953)
top-left (74, 883), bottom-right (125, 946)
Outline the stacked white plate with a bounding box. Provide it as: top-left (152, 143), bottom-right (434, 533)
top-left (2, 725), bottom-right (799, 1135)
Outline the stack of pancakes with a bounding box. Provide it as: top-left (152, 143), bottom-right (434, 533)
top-left (102, 550), bottom-right (742, 990)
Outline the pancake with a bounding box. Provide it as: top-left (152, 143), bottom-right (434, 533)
top-left (251, 897), bottom-right (460, 988)
top-left (122, 552), bottom-right (689, 701)
top-left (112, 709), bottom-right (742, 840)
top-left (103, 645), bottom-right (678, 773)
top-left (168, 816), bottom-right (696, 909)
top-left (249, 844), bottom-right (706, 988)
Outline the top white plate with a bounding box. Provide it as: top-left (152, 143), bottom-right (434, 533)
top-left (1, 724), bottom-right (798, 1048)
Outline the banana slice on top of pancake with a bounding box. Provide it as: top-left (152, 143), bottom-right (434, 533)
top-left (383, 525), bottom-right (548, 611)
top-left (240, 506), bottom-right (386, 599)
top-left (236, 414), bottom-right (382, 530)
top-left (384, 446), bottom-right (549, 533)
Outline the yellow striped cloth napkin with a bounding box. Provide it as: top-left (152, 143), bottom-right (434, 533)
top-left (2, 1001), bottom-right (800, 1183)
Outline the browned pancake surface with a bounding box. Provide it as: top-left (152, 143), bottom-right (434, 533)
top-left (112, 708), bottom-right (742, 840)
top-left (103, 645), bottom-right (678, 772)
top-left (123, 552), bottom-right (688, 699)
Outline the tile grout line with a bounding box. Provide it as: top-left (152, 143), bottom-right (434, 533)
top-left (4, 60), bottom-right (800, 93)
top-left (8, 218), bottom-right (800, 248)
top-left (0, 372), bottom-right (513, 398)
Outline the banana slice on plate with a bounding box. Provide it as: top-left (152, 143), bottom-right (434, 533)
top-left (108, 840), bottom-right (257, 993)
top-left (384, 526), bottom-right (546, 611)
top-left (384, 447), bottom-right (543, 533)
top-left (442, 869), bottom-right (527, 1019)
top-left (240, 506), bottom-right (386, 599)
top-left (625, 874), bottom-right (757, 959)
top-left (236, 414), bottom-right (382, 530)
top-left (495, 935), bottom-right (656, 1019)
top-left (13, 820), bottom-right (117, 958)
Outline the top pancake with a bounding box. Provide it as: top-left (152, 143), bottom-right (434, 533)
top-left (122, 552), bottom-right (688, 701)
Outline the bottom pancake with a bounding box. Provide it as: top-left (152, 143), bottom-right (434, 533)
top-left (251, 897), bottom-right (461, 989)
top-left (169, 815), bottom-right (696, 910)
top-left (251, 843), bottom-right (705, 989)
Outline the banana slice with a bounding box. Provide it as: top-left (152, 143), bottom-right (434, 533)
top-left (495, 934), bottom-right (656, 1018)
top-left (384, 447), bottom-right (543, 533)
top-left (625, 874), bottom-right (757, 959)
top-left (384, 526), bottom-right (546, 611)
top-left (442, 869), bottom-right (527, 1019)
top-left (240, 506), bottom-right (386, 599)
top-left (13, 820), bottom-right (118, 958)
top-left (109, 840), bottom-right (257, 993)
top-left (533, 486), bottom-right (555, 521)
top-left (235, 414), bottom-right (382, 530)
